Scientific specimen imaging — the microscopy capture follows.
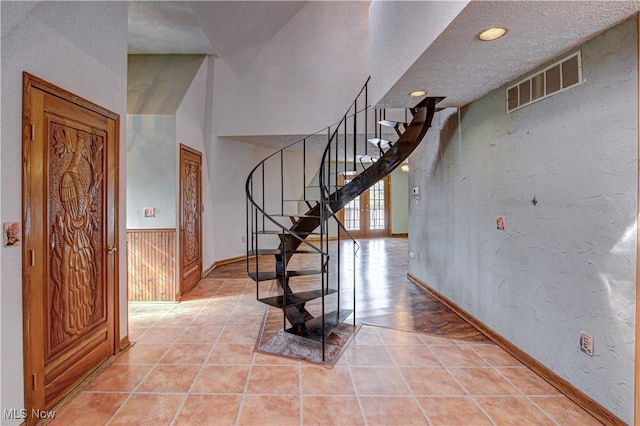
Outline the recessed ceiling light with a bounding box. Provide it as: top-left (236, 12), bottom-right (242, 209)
top-left (409, 90), bottom-right (427, 97)
top-left (477, 27), bottom-right (507, 41)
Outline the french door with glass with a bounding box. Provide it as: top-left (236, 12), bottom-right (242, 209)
top-left (339, 174), bottom-right (390, 238)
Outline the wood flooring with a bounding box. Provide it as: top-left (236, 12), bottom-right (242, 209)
top-left (207, 237), bottom-right (488, 343)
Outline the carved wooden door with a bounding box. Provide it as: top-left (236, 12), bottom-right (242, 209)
top-left (22, 73), bottom-right (119, 422)
top-left (179, 144), bottom-right (202, 296)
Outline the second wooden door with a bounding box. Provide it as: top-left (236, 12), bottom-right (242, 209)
top-left (179, 144), bottom-right (203, 295)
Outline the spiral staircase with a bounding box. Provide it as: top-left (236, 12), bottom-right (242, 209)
top-left (246, 79), bottom-right (440, 361)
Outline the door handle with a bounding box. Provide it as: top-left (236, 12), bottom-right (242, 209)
top-left (106, 245), bottom-right (117, 254)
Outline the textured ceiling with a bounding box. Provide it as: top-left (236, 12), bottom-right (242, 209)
top-left (377, 1), bottom-right (640, 108)
top-left (129, 1), bottom-right (640, 107)
top-left (127, 1), bottom-right (306, 56)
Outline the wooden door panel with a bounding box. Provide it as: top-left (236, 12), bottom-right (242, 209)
top-left (179, 145), bottom-right (202, 296)
top-left (23, 73), bottom-right (118, 420)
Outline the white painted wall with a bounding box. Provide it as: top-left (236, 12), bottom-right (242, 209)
top-left (369, 0), bottom-right (469, 106)
top-left (176, 58), bottom-right (215, 271)
top-left (127, 115), bottom-right (177, 228)
top-left (1, 1), bottom-right (128, 421)
top-left (214, 1), bottom-right (370, 137)
top-left (408, 18), bottom-right (637, 423)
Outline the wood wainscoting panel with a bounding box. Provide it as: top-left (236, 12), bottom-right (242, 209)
top-left (126, 229), bottom-right (176, 301)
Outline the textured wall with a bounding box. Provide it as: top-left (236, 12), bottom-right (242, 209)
top-left (408, 18), bottom-right (637, 423)
top-left (369, 0), bottom-right (469, 106)
top-left (1, 2), bottom-right (128, 422)
top-left (127, 115), bottom-right (177, 228)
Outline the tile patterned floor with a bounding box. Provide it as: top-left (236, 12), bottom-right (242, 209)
top-left (49, 276), bottom-right (602, 425)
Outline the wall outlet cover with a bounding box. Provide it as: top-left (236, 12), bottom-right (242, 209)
top-left (579, 331), bottom-right (594, 356)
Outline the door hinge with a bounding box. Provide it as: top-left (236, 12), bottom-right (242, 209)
top-left (30, 250), bottom-right (36, 266)
top-left (30, 124), bottom-right (35, 141)
top-left (32, 374), bottom-right (37, 390)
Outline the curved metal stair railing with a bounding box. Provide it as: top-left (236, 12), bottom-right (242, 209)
top-left (246, 78), bottom-right (440, 361)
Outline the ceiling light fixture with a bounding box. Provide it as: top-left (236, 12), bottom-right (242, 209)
top-left (409, 90), bottom-right (427, 98)
top-left (477, 27), bottom-right (507, 41)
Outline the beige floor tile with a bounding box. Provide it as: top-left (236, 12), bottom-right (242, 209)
top-left (302, 396), bottom-right (364, 425)
top-left (360, 396), bottom-right (427, 425)
top-left (386, 344), bottom-right (441, 366)
top-left (173, 394), bottom-right (242, 426)
top-left (237, 395), bottom-right (300, 425)
top-left (350, 366), bottom-right (410, 395)
top-left (190, 365), bottom-right (250, 393)
top-left (449, 367), bottom-right (520, 395)
top-left (85, 364), bottom-right (152, 392)
top-left (177, 326), bottom-right (223, 343)
top-left (137, 364), bottom-right (200, 392)
top-left (530, 396), bottom-right (603, 425)
top-left (218, 326), bottom-right (260, 344)
top-left (114, 343), bottom-right (170, 364)
top-left (301, 366), bottom-right (355, 395)
top-left (418, 396), bottom-right (492, 425)
top-left (207, 343), bottom-right (255, 364)
top-left (498, 367), bottom-right (563, 395)
top-left (158, 343), bottom-right (213, 364)
top-left (136, 326), bottom-right (185, 344)
top-left (400, 367), bottom-right (465, 395)
top-left (429, 345), bottom-right (489, 367)
top-left (345, 344), bottom-right (395, 367)
top-left (109, 393), bottom-right (184, 426)
top-left (471, 344), bottom-right (523, 366)
top-left (191, 312), bottom-right (230, 327)
top-left (246, 365), bottom-right (299, 394)
top-left (49, 392), bottom-right (127, 426)
top-left (475, 396), bottom-right (556, 425)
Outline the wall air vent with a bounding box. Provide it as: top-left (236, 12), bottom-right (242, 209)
top-left (507, 51), bottom-right (582, 113)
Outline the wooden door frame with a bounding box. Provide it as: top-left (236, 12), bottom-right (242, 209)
top-left (21, 72), bottom-right (120, 421)
top-left (178, 144), bottom-right (203, 296)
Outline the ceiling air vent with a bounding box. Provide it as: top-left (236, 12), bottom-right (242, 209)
top-left (507, 51), bottom-right (582, 113)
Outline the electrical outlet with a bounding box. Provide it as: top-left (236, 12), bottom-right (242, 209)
top-left (241, 235), bottom-right (246, 243)
top-left (579, 331), bottom-right (593, 356)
